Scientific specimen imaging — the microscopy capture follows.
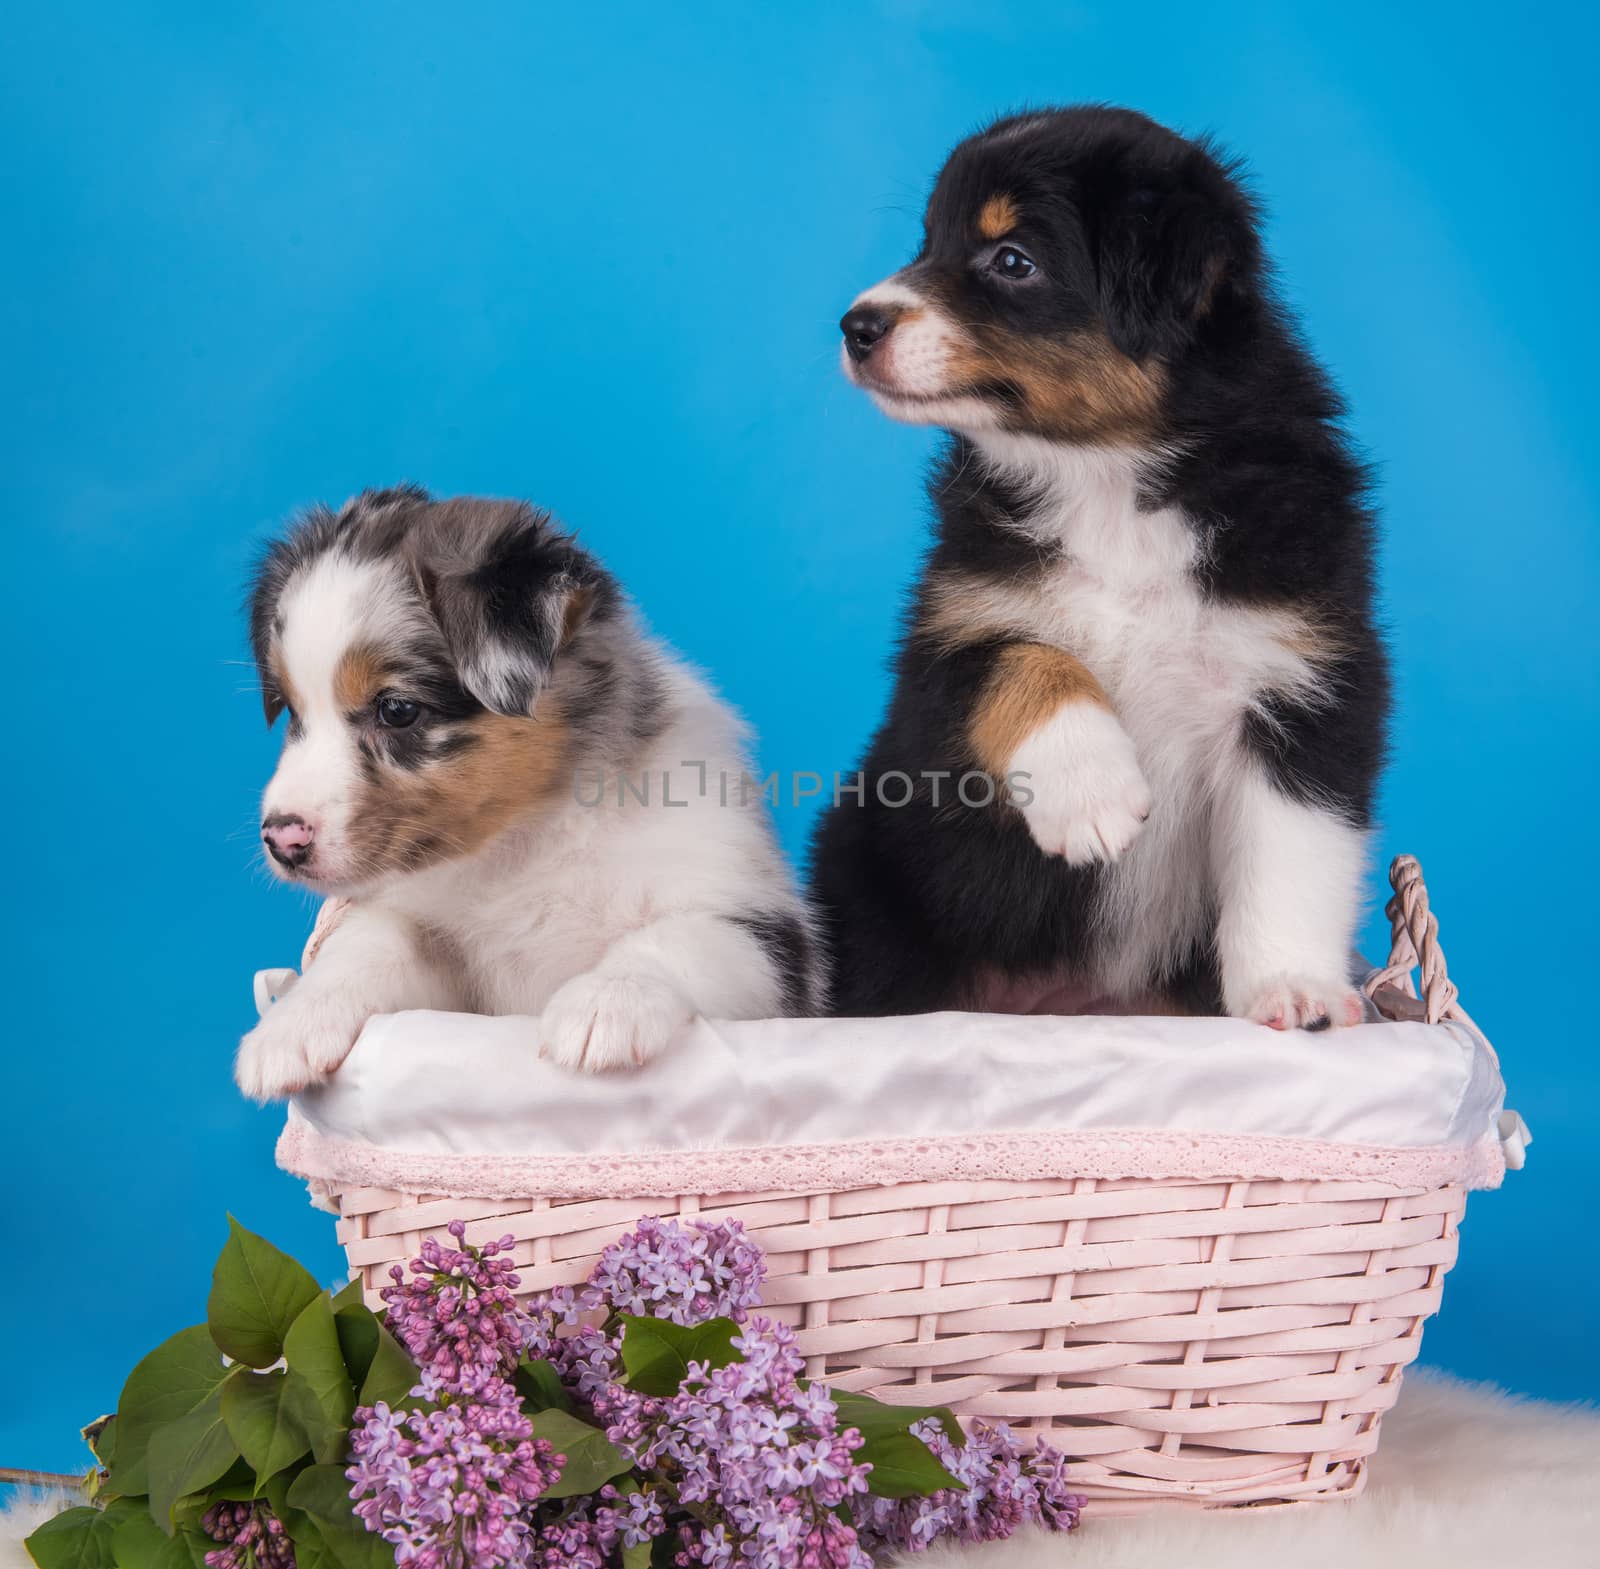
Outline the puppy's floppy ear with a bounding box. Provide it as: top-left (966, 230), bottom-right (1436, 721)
top-left (419, 500), bottom-right (599, 718)
top-left (1092, 148), bottom-right (1255, 363)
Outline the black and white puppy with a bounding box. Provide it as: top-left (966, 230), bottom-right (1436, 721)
top-left (811, 107), bottom-right (1387, 1030)
top-left (237, 486), bottom-right (818, 1098)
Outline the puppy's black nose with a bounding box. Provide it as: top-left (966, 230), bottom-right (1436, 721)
top-left (841, 306), bottom-right (892, 362)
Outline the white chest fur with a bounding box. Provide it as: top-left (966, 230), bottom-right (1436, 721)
top-left (979, 438), bottom-right (1333, 992)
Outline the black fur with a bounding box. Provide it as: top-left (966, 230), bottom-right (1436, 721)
top-left (810, 107), bottom-right (1389, 1018)
top-left (731, 912), bottom-right (820, 1015)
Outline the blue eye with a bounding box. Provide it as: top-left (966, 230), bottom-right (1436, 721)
top-left (991, 245), bottom-right (1037, 281)
top-left (376, 696), bottom-right (421, 728)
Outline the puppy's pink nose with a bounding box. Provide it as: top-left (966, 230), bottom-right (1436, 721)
top-left (262, 813), bottom-right (315, 870)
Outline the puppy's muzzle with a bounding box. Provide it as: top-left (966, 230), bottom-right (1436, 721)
top-left (840, 305), bottom-right (894, 363)
top-left (262, 812), bottom-right (316, 870)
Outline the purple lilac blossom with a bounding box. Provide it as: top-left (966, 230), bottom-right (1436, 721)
top-left (379, 1220), bottom-right (526, 1392)
top-left (579, 1214), bottom-right (768, 1326)
top-left (855, 1419), bottom-right (1085, 1553)
top-left (346, 1215), bottom-right (1082, 1568)
top-left (201, 1501), bottom-right (296, 1569)
top-left (346, 1223), bottom-right (564, 1568)
top-left (345, 1370), bottom-right (562, 1569)
top-left (598, 1316), bottom-right (875, 1568)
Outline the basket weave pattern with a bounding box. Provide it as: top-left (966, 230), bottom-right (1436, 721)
top-left (324, 857), bottom-right (1479, 1510)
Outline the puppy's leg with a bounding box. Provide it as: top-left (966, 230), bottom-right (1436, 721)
top-left (235, 906), bottom-right (456, 1099)
top-left (540, 910), bottom-right (808, 1073)
top-left (971, 642), bottom-right (1150, 865)
top-left (1212, 761), bottom-right (1367, 1031)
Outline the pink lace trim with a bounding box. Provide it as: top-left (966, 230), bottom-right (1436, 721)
top-left (276, 1119), bottom-right (1505, 1201)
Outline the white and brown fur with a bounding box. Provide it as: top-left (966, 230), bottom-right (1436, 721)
top-left (810, 108), bottom-right (1388, 1030)
top-left (236, 486), bottom-right (818, 1099)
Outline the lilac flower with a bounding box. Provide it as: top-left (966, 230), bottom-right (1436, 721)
top-left (528, 1508), bottom-right (615, 1568)
top-left (614, 1486), bottom-right (666, 1548)
top-left (522, 1313), bottom-right (620, 1407)
top-left (584, 1214), bottom-right (767, 1325)
top-left (855, 1419), bottom-right (1085, 1554)
top-left (346, 1373), bottom-right (562, 1569)
top-left (201, 1501), bottom-right (295, 1569)
top-left (345, 1215), bottom-right (1083, 1569)
top-left (600, 1316), bottom-right (875, 1568)
top-left (348, 1225), bottom-right (563, 1568)
top-left (380, 1220), bottom-right (525, 1392)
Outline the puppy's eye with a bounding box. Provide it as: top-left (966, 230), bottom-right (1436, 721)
top-left (376, 696), bottom-right (421, 729)
top-left (990, 245), bottom-right (1038, 281)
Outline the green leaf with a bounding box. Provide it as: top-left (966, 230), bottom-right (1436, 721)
top-left (856, 1428), bottom-right (963, 1499)
top-left (526, 1408), bottom-right (631, 1498)
top-left (174, 1456), bottom-right (258, 1518)
top-left (286, 1466), bottom-right (395, 1569)
top-left (357, 1320), bottom-right (418, 1407)
top-left (332, 1302), bottom-right (380, 1389)
top-left (282, 1294), bottom-right (357, 1462)
top-left (285, 1369), bottom-right (344, 1468)
top-left (330, 1277), bottom-right (365, 1312)
top-left (259, 1459), bottom-right (319, 1546)
top-left (830, 1389), bottom-right (966, 1449)
top-left (24, 1505), bottom-right (130, 1569)
top-left (512, 1356), bottom-right (573, 1414)
top-left (621, 1543), bottom-right (652, 1569)
top-left (112, 1511), bottom-right (204, 1569)
top-left (147, 1385), bottom-right (242, 1532)
top-left (617, 1314), bottom-right (741, 1398)
top-left (283, 1520), bottom-right (342, 1569)
top-left (107, 1326), bottom-right (230, 1496)
top-left (207, 1216), bottom-right (322, 1368)
top-left (220, 1370), bottom-right (315, 1487)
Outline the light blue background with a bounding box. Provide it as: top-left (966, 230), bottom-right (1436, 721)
top-left (5, 2), bottom-right (1595, 1476)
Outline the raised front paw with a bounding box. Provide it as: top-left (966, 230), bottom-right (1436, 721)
top-left (235, 994), bottom-right (366, 1101)
top-left (1235, 975), bottom-right (1365, 1032)
top-left (540, 971), bottom-right (692, 1073)
top-left (1009, 704), bottom-right (1152, 866)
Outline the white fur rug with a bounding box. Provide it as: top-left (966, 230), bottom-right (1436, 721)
top-left (898, 1372), bottom-right (1600, 1569)
top-left (3, 1372), bottom-right (1595, 1569)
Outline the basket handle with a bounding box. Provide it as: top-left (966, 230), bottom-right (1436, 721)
top-left (1363, 854), bottom-right (1480, 1035)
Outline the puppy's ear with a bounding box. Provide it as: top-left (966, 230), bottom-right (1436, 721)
top-left (420, 502), bottom-right (599, 719)
top-left (259, 681), bottom-right (286, 727)
top-left (1093, 151), bottom-right (1253, 363)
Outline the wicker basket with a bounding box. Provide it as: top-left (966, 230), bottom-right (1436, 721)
top-left (312, 856), bottom-right (1510, 1512)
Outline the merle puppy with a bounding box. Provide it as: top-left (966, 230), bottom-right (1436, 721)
top-left (811, 107), bottom-right (1387, 1029)
top-left (237, 487), bottom-right (818, 1098)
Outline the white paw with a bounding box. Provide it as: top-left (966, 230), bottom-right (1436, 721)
top-left (539, 971), bottom-right (692, 1073)
top-left (235, 995), bottom-right (366, 1101)
top-left (1235, 975), bottom-right (1365, 1032)
top-left (1009, 704), bottom-right (1152, 866)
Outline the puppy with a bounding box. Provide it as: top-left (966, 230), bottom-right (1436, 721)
top-left (236, 486), bottom-right (818, 1099)
top-left (811, 107), bottom-right (1388, 1030)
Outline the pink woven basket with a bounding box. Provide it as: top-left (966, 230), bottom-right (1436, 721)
top-left (309, 855), bottom-right (1507, 1513)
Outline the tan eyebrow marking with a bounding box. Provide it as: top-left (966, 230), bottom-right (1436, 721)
top-left (978, 193), bottom-right (1020, 240)
top-left (333, 642), bottom-right (389, 712)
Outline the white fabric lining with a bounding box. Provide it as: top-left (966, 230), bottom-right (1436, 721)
top-left (279, 1007), bottom-right (1509, 1199)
